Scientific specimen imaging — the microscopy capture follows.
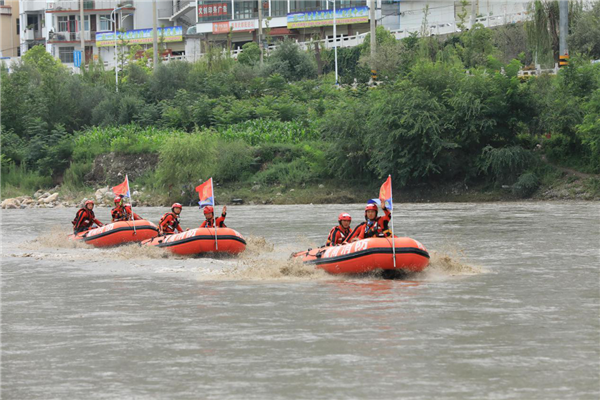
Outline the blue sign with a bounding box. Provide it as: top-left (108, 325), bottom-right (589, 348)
top-left (287, 6), bottom-right (369, 29)
top-left (96, 26), bottom-right (183, 47)
top-left (74, 50), bottom-right (82, 68)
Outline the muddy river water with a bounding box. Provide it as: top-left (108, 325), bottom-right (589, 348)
top-left (1, 202), bottom-right (598, 399)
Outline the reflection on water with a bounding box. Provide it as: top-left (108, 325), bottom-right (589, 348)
top-left (2, 202), bottom-right (599, 400)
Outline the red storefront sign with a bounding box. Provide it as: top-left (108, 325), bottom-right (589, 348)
top-left (198, 3), bottom-right (228, 18)
top-left (212, 21), bottom-right (230, 34)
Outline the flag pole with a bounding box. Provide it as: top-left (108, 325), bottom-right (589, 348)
top-left (127, 175), bottom-right (137, 235)
top-left (390, 175), bottom-right (396, 269)
top-left (212, 178), bottom-right (218, 250)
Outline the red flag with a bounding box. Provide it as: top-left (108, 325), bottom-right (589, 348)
top-left (379, 175), bottom-right (393, 210)
top-left (195, 178), bottom-right (214, 208)
top-left (112, 175), bottom-right (130, 197)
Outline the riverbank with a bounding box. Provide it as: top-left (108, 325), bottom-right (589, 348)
top-left (2, 172), bottom-right (598, 210)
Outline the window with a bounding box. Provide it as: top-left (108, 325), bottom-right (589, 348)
top-left (290, 0), bottom-right (321, 13)
top-left (57, 16), bottom-right (68, 32)
top-left (99, 14), bottom-right (111, 31)
top-left (271, 0), bottom-right (287, 17)
top-left (16, 17), bottom-right (20, 35)
top-left (77, 15), bottom-right (90, 31)
top-left (59, 46), bottom-right (74, 63)
top-left (234, 0), bottom-right (257, 20)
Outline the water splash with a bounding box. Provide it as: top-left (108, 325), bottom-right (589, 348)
top-left (106, 242), bottom-right (184, 260)
top-left (20, 229), bottom-right (484, 282)
top-left (205, 256), bottom-right (333, 281)
top-left (414, 248), bottom-right (485, 279)
top-left (20, 226), bottom-right (89, 249)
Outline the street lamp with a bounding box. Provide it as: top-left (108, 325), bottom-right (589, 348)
top-left (327, 0), bottom-right (338, 86)
top-left (109, 4), bottom-right (132, 93)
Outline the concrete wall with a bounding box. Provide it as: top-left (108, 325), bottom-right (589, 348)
top-left (0, 0), bottom-right (20, 57)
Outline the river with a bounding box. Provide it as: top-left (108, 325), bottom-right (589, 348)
top-left (1, 202), bottom-right (599, 399)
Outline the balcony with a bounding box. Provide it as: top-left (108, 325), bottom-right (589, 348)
top-left (0, 5), bottom-right (11, 15)
top-left (49, 31), bottom-right (96, 42)
top-left (24, 29), bottom-right (45, 41)
top-left (47, 1), bottom-right (133, 12)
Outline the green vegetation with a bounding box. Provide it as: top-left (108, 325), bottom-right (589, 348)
top-left (2, 2), bottom-right (600, 202)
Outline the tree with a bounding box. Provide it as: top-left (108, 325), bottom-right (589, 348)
top-left (365, 82), bottom-right (458, 185)
top-left (569, 1), bottom-right (600, 58)
top-left (525, 0), bottom-right (583, 66)
top-left (458, 23), bottom-right (497, 68)
top-left (265, 39), bottom-right (317, 81)
top-left (237, 42), bottom-right (261, 66)
top-left (456, 0), bottom-right (470, 31)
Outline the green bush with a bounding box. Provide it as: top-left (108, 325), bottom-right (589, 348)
top-left (62, 160), bottom-right (93, 189)
top-left (213, 140), bottom-right (257, 183)
top-left (252, 142), bottom-right (328, 186)
top-left (0, 128), bottom-right (26, 164)
top-left (0, 163), bottom-right (53, 198)
top-left (479, 145), bottom-right (532, 184)
top-left (266, 39), bottom-right (317, 81)
top-left (237, 42), bottom-right (261, 66)
top-left (542, 133), bottom-right (593, 171)
top-left (154, 132), bottom-right (217, 202)
top-left (577, 89), bottom-right (600, 173)
top-left (254, 142), bottom-right (305, 164)
top-left (219, 119), bottom-right (318, 145)
top-left (73, 125), bottom-right (183, 161)
top-left (512, 172), bottom-right (540, 198)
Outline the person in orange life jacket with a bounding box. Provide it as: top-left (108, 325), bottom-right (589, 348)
top-left (200, 205), bottom-right (227, 228)
top-left (158, 203), bottom-right (184, 235)
top-left (123, 204), bottom-right (143, 221)
top-left (326, 212), bottom-right (352, 246)
top-left (345, 203), bottom-right (392, 243)
top-left (111, 196), bottom-right (126, 222)
top-left (72, 200), bottom-right (103, 234)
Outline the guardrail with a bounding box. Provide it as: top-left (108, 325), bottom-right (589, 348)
top-left (49, 30), bottom-right (96, 41)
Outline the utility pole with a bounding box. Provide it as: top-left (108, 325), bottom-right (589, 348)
top-left (559, 0), bottom-right (568, 57)
top-left (79, 0), bottom-right (85, 72)
top-left (470, 0), bottom-right (477, 29)
top-left (369, 0), bottom-right (376, 82)
top-left (153, 0), bottom-right (158, 69)
top-left (258, 0), bottom-right (264, 65)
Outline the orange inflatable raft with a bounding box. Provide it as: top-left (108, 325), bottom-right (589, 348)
top-left (70, 219), bottom-right (159, 247)
top-left (294, 237), bottom-right (430, 275)
top-left (142, 227), bottom-right (246, 256)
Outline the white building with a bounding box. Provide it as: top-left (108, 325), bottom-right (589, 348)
top-left (16, 0), bottom-right (530, 67)
top-left (18, 0), bottom-right (186, 68)
top-left (188, 0), bottom-right (529, 55)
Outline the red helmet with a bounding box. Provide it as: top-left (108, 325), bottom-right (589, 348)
top-left (124, 205), bottom-right (132, 213)
top-left (171, 203), bottom-right (182, 212)
top-left (203, 206), bottom-right (214, 215)
top-left (84, 200), bottom-right (94, 207)
top-left (338, 212), bottom-right (352, 222)
top-left (365, 203), bottom-right (378, 212)
top-left (114, 196), bottom-right (123, 204)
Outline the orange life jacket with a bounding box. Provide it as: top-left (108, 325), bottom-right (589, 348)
top-left (200, 214), bottom-right (226, 228)
top-left (326, 225), bottom-right (351, 246)
top-left (159, 212), bottom-right (181, 234)
top-left (346, 210), bottom-right (392, 242)
top-left (111, 206), bottom-right (127, 221)
top-left (72, 208), bottom-right (99, 230)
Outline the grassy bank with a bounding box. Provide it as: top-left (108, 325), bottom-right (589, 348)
top-left (4, 171), bottom-right (598, 207)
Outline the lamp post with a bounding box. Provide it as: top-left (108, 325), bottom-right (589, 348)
top-left (327, 0), bottom-right (338, 85)
top-left (109, 4), bottom-right (132, 93)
